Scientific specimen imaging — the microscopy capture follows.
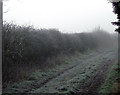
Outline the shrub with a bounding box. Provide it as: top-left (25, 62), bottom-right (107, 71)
top-left (2, 23), bottom-right (117, 84)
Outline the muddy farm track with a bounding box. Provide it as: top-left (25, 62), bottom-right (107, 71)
top-left (4, 49), bottom-right (117, 94)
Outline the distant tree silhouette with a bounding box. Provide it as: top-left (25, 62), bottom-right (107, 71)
top-left (111, 1), bottom-right (120, 33)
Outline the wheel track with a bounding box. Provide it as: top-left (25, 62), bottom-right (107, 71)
top-left (23, 51), bottom-right (105, 93)
top-left (73, 53), bottom-right (117, 95)
top-left (19, 50), bottom-right (116, 93)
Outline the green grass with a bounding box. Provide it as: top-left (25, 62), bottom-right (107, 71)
top-left (98, 60), bottom-right (119, 94)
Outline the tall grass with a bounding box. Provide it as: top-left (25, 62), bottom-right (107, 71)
top-left (3, 23), bottom-right (117, 86)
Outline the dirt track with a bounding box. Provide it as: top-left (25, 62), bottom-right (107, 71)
top-left (74, 56), bottom-right (116, 95)
top-left (4, 49), bottom-right (117, 94)
top-left (26, 49), bottom-right (117, 94)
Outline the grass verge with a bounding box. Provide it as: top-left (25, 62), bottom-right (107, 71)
top-left (98, 60), bottom-right (120, 94)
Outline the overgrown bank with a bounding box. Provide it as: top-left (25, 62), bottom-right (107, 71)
top-left (3, 23), bottom-right (117, 87)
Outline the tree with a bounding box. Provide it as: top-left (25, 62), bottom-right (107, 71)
top-left (112, 1), bottom-right (120, 33)
top-left (109, 0), bottom-right (120, 33)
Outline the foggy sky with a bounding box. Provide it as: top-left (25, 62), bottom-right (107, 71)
top-left (3, 0), bottom-right (117, 33)
top-left (109, 0), bottom-right (120, 2)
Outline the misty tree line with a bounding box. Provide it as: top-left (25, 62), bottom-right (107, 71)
top-left (3, 23), bottom-right (117, 83)
top-left (3, 23), bottom-right (116, 66)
